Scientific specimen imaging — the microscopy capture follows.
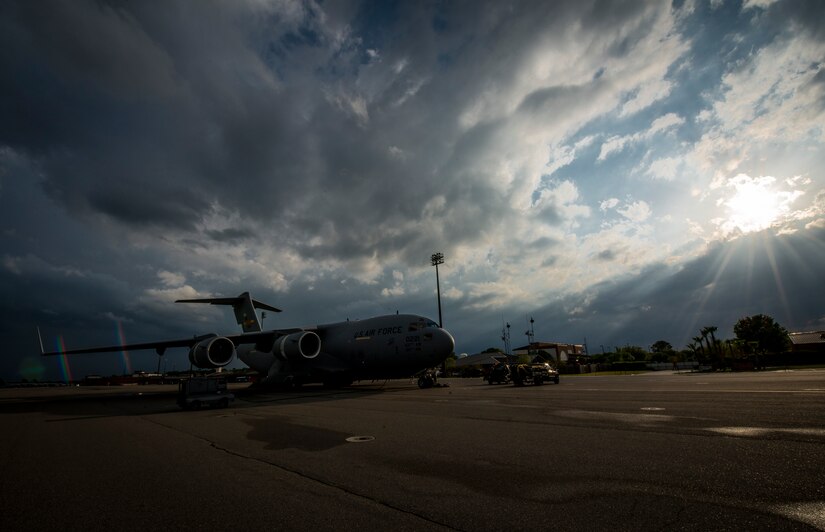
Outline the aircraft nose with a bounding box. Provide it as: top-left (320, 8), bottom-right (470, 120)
top-left (435, 327), bottom-right (455, 357)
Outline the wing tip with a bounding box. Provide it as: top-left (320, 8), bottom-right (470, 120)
top-left (36, 326), bottom-right (44, 355)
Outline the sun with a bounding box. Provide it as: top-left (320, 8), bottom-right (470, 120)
top-left (720, 174), bottom-right (785, 234)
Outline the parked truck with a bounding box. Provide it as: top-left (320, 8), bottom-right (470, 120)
top-left (486, 363), bottom-right (511, 384)
top-left (510, 362), bottom-right (559, 386)
top-left (484, 361), bottom-right (561, 386)
top-left (177, 376), bottom-right (234, 409)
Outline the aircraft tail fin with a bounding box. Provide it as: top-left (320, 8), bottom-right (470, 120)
top-left (176, 292), bottom-right (282, 333)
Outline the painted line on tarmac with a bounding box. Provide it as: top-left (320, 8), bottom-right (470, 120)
top-left (705, 427), bottom-right (825, 438)
top-left (554, 409), bottom-right (675, 423)
top-left (772, 501), bottom-right (825, 530)
top-left (346, 435), bottom-right (375, 443)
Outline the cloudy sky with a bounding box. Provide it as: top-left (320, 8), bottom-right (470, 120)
top-left (2, 0), bottom-right (824, 381)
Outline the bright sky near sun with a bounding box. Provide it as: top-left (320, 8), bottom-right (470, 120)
top-left (1, 0), bottom-right (823, 380)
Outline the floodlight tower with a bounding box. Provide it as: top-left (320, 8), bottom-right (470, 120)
top-left (501, 321), bottom-right (512, 356)
top-left (431, 252), bottom-right (445, 328)
top-left (525, 316), bottom-right (535, 357)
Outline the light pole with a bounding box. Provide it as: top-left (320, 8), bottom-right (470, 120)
top-left (431, 252), bottom-right (444, 328)
top-left (525, 316), bottom-right (535, 359)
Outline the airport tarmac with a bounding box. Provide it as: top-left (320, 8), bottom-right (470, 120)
top-left (2, 370), bottom-right (825, 531)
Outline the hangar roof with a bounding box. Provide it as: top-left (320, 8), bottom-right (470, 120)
top-left (454, 352), bottom-right (516, 367)
top-left (789, 331), bottom-right (825, 345)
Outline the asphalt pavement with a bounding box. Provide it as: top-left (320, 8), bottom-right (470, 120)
top-left (2, 370), bottom-right (825, 531)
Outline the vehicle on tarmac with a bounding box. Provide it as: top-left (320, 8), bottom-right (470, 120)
top-left (544, 363), bottom-right (560, 384)
top-left (177, 376), bottom-right (234, 410)
top-left (510, 362), bottom-right (560, 386)
top-left (486, 363), bottom-right (511, 384)
top-left (484, 360), bottom-right (561, 386)
top-left (510, 363), bottom-right (546, 386)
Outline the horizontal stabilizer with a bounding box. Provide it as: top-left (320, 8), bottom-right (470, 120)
top-left (177, 291), bottom-right (279, 332)
top-left (176, 293), bottom-right (281, 313)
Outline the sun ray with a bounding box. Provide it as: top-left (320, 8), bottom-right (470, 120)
top-left (680, 240), bottom-right (738, 343)
top-left (759, 234), bottom-right (792, 325)
top-left (758, 229), bottom-right (824, 328)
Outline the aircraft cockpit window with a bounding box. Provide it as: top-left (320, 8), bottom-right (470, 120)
top-left (409, 319), bottom-right (440, 332)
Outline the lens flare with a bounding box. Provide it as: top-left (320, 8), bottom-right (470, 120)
top-left (56, 336), bottom-right (73, 383)
top-left (117, 321), bottom-right (132, 375)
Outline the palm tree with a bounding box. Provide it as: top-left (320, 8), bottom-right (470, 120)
top-left (700, 326), bottom-right (721, 364)
top-left (706, 326), bottom-right (718, 353)
top-left (692, 336), bottom-right (706, 362)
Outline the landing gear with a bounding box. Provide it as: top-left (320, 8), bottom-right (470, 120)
top-left (418, 371), bottom-right (436, 389)
top-left (417, 369), bottom-right (448, 389)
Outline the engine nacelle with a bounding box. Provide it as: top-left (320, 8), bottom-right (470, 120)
top-left (276, 331), bottom-right (321, 361)
top-left (188, 336), bottom-right (236, 368)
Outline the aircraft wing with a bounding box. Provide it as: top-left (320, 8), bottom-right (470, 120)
top-left (39, 329), bottom-right (304, 357)
top-left (40, 336), bottom-right (203, 357)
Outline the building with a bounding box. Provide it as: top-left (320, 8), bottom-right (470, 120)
top-left (454, 352), bottom-right (517, 367)
top-left (452, 351), bottom-right (517, 377)
top-left (789, 331), bottom-right (825, 353)
top-left (512, 342), bottom-right (586, 364)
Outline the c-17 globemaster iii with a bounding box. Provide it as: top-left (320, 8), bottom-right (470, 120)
top-left (40, 292), bottom-right (455, 388)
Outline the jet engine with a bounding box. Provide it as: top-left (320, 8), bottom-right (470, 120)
top-left (275, 331), bottom-right (321, 361)
top-left (188, 336), bottom-right (236, 368)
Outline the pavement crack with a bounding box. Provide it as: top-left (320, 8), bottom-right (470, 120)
top-left (145, 415), bottom-right (460, 531)
top-left (208, 440), bottom-right (462, 531)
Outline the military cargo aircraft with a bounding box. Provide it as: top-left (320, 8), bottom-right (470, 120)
top-left (40, 292), bottom-right (455, 388)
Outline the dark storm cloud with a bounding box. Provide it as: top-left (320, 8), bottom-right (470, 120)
top-left (0, 0), bottom-right (670, 265)
top-left (32, 1), bottom-right (413, 256)
top-left (206, 227), bottom-right (254, 242)
top-left (758, 0), bottom-right (825, 42)
top-left (0, 1), bottom-right (180, 147)
top-left (1, 0), bottom-right (319, 230)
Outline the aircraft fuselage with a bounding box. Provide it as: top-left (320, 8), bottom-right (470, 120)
top-left (239, 314), bottom-right (454, 386)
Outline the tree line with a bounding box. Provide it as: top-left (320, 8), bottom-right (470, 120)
top-left (590, 313), bottom-right (790, 368)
